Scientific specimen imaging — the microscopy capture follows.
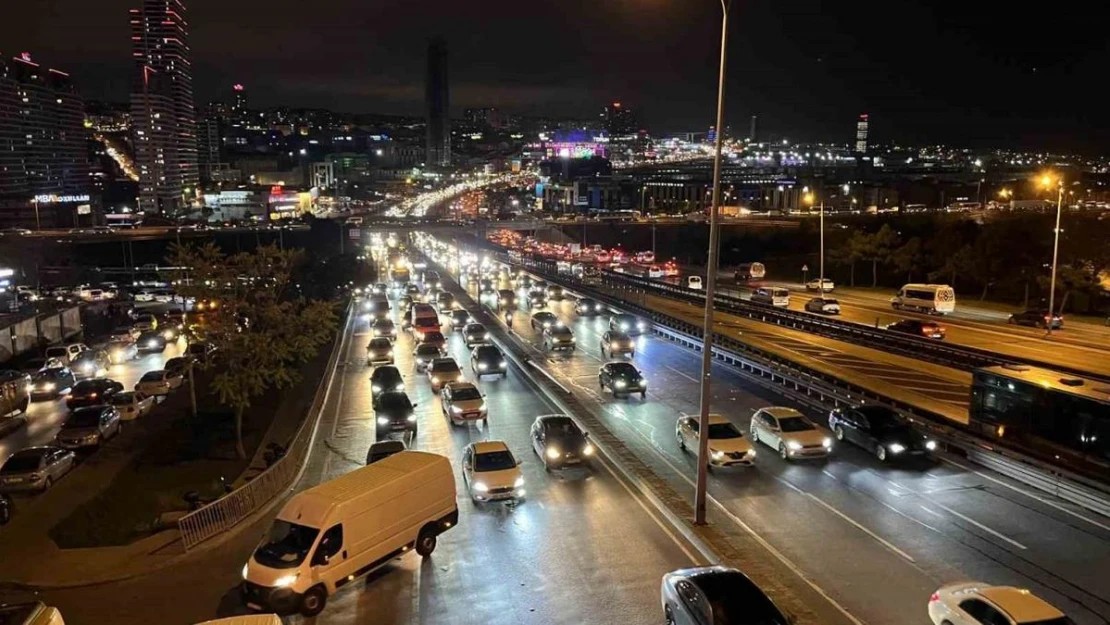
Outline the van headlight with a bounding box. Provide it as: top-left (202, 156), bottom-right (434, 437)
top-left (377, 417), bottom-right (390, 425)
top-left (786, 440), bottom-right (802, 451)
top-left (273, 573), bottom-right (299, 588)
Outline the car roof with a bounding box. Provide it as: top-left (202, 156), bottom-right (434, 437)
top-left (472, 440), bottom-right (510, 454)
top-left (761, 406), bottom-right (804, 419)
top-left (978, 587), bottom-right (1064, 622)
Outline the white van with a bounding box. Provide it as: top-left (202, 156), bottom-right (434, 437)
top-left (891, 284), bottom-right (956, 314)
top-left (241, 451), bottom-right (457, 617)
top-left (0, 602), bottom-right (65, 625)
top-left (195, 616), bottom-right (282, 625)
top-left (751, 287), bottom-right (790, 308)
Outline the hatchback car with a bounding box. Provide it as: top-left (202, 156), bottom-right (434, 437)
top-left (440, 382), bottom-right (487, 426)
top-left (56, 405), bottom-right (122, 449)
top-left (886, 319), bottom-right (946, 340)
top-left (370, 365), bottom-right (405, 406)
top-left (828, 405), bottom-right (936, 461)
top-left (599, 362), bottom-right (647, 398)
top-left (427, 357), bottom-right (463, 391)
top-left (0, 447), bottom-right (76, 493)
top-left (750, 407), bottom-right (832, 460)
top-left (135, 370), bottom-right (183, 396)
top-left (804, 297), bottom-right (841, 315)
top-left (365, 337), bottom-right (395, 366)
top-left (462, 441), bottom-right (524, 503)
top-left (110, 391), bottom-right (156, 421)
top-left (370, 318), bottom-right (397, 341)
top-left (928, 582), bottom-right (1072, 625)
top-left (1008, 309), bottom-right (1063, 330)
top-left (676, 414), bottom-right (754, 467)
top-left (661, 566), bottom-right (790, 625)
top-left (373, 391), bottom-right (418, 437)
top-left (463, 322), bottom-right (490, 347)
top-left (66, 378), bottom-right (125, 409)
top-left (609, 313), bottom-right (647, 336)
top-left (471, 344), bottom-right (508, 378)
top-left (543, 325), bottom-right (576, 352)
top-left (525, 291), bottom-right (547, 310)
top-left (600, 330), bottom-right (635, 358)
top-left (531, 414), bottom-right (593, 471)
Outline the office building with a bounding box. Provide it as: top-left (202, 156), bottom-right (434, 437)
top-left (464, 107), bottom-right (502, 130)
top-left (197, 112), bottom-right (222, 182)
top-left (129, 0), bottom-right (199, 215)
top-left (603, 101), bottom-right (637, 140)
top-left (855, 113), bottom-right (869, 154)
top-left (425, 38), bottom-right (450, 167)
top-left (0, 53), bottom-right (90, 228)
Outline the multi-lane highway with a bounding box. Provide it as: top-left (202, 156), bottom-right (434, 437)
top-left (444, 251), bottom-right (1110, 625)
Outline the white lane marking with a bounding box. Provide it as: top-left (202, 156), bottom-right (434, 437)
top-left (918, 505), bottom-right (943, 519)
top-left (928, 501), bottom-right (1028, 550)
top-left (940, 456), bottom-right (1110, 533)
top-left (802, 492), bottom-right (917, 563)
top-left (665, 364), bottom-right (700, 384)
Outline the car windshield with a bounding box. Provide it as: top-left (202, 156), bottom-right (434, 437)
top-left (855, 407), bottom-right (904, 430)
top-left (609, 363), bottom-right (639, 376)
top-left (452, 387), bottom-right (482, 401)
top-left (65, 410), bottom-right (104, 428)
top-left (415, 345), bottom-right (441, 356)
top-left (452, 310), bottom-right (468, 319)
top-left (476, 346), bottom-right (500, 359)
top-left (551, 326), bottom-right (573, 336)
top-left (695, 572), bottom-right (787, 625)
top-left (373, 320), bottom-right (393, 329)
top-left (778, 416), bottom-right (815, 432)
top-left (45, 348), bottom-right (67, 358)
top-left (424, 332), bottom-right (445, 343)
top-left (73, 381), bottom-right (105, 394)
top-left (474, 450), bottom-right (517, 472)
top-left (372, 369), bottom-right (402, 385)
top-left (707, 423), bottom-right (743, 439)
top-left (378, 393), bottom-right (412, 411)
top-left (140, 372), bottom-right (165, 382)
top-left (253, 520), bottom-right (320, 569)
top-left (609, 332), bottom-right (630, 342)
top-left (431, 360), bottom-right (460, 373)
top-left (544, 418), bottom-right (583, 439)
top-left (2, 451), bottom-right (44, 472)
top-left (369, 338), bottom-right (391, 349)
top-left (536, 313), bottom-right (555, 322)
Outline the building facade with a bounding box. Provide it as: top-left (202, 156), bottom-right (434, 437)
top-left (424, 38), bottom-right (451, 167)
top-left (0, 53), bottom-right (90, 228)
top-left (129, 0), bottom-right (199, 215)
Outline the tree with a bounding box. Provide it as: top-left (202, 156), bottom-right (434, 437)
top-left (829, 230), bottom-right (868, 286)
top-left (891, 237), bottom-right (925, 283)
top-left (928, 244), bottom-right (977, 290)
top-left (1037, 262), bottom-right (1101, 315)
top-left (168, 243), bottom-right (338, 458)
top-left (857, 224), bottom-right (901, 287)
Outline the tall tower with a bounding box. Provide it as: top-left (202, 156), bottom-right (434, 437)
top-left (749, 115), bottom-right (757, 142)
top-left (854, 113), bottom-right (869, 154)
top-left (129, 0), bottom-right (198, 215)
top-left (424, 38), bottom-right (451, 167)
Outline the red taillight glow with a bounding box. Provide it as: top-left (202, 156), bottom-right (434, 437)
top-left (929, 593), bottom-right (940, 603)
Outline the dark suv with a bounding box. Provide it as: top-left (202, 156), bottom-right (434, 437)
top-left (828, 405), bottom-right (936, 461)
top-left (374, 391), bottom-right (418, 438)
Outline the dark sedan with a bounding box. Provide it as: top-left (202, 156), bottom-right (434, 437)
top-left (137, 330), bottom-right (168, 352)
top-left (599, 362), bottom-right (647, 399)
top-left (575, 298), bottom-right (605, 316)
top-left (885, 319), bottom-right (946, 340)
top-left (828, 405), bottom-right (937, 461)
top-left (471, 344), bottom-right (508, 379)
top-left (609, 313), bottom-right (647, 336)
top-left (370, 365), bottom-right (405, 406)
top-left (600, 330), bottom-right (635, 358)
top-left (463, 322), bottom-right (490, 347)
top-left (30, 367), bottom-right (76, 400)
top-left (374, 391), bottom-right (418, 438)
top-left (1008, 309), bottom-right (1063, 329)
top-left (66, 378), bottom-right (124, 409)
top-left (530, 414), bottom-right (593, 471)
top-left (661, 566), bottom-right (790, 625)
top-left (530, 311), bottom-right (558, 331)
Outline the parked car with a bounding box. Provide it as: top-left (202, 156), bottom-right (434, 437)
top-left (461, 441), bottom-right (524, 503)
top-left (1008, 309), bottom-right (1063, 329)
top-left (135, 370), bottom-right (183, 396)
top-left (66, 378), bottom-right (124, 409)
top-left (56, 405), bottom-right (122, 449)
top-left (365, 440), bottom-right (406, 465)
top-left (470, 344), bottom-right (508, 379)
top-left (828, 404), bottom-right (937, 461)
top-left (804, 297), bottom-right (841, 315)
top-left (928, 582), bottom-right (1072, 625)
top-left (675, 414), bottom-right (755, 467)
top-left (187, 342), bottom-right (216, 363)
top-left (110, 391), bottom-right (156, 421)
top-left (750, 406), bottom-right (832, 460)
top-left (886, 319), bottom-right (946, 340)
top-left (599, 362), bottom-right (647, 398)
top-left (530, 414), bottom-right (593, 471)
top-left (0, 447), bottom-right (76, 493)
top-left (30, 367), bottom-right (76, 400)
top-left (599, 330), bottom-right (635, 358)
top-left (661, 566), bottom-right (790, 625)
top-left (164, 356), bottom-right (190, 377)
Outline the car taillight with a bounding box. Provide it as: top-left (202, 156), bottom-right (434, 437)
top-left (929, 592), bottom-right (940, 603)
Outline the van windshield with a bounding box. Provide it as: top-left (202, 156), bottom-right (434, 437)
top-left (254, 520), bottom-right (320, 569)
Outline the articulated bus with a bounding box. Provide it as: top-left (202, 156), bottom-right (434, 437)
top-left (970, 364), bottom-right (1109, 470)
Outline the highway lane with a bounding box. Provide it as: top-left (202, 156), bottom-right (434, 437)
top-left (465, 264), bottom-right (1110, 625)
top-left (0, 287), bottom-right (700, 625)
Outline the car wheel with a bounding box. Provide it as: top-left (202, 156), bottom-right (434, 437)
top-left (779, 444), bottom-right (789, 460)
top-left (665, 604), bottom-right (676, 625)
top-left (875, 445), bottom-right (888, 462)
top-left (416, 526), bottom-right (438, 556)
top-left (677, 433), bottom-right (686, 451)
top-left (300, 585), bottom-right (327, 617)
top-left (641, 391), bottom-right (647, 399)
top-left (835, 425), bottom-right (845, 441)
top-left (41, 477), bottom-right (53, 492)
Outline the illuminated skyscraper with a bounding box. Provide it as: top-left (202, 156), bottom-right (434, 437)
top-left (854, 113), bottom-right (869, 154)
top-left (425, 38), bottom-right (450, 167)
top-left (129, 0), bottom-right (198, 215)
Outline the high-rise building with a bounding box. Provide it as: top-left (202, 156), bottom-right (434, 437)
top-left (424, 38), bottom-right (450, 167)
top-left (602, 102), bottom-right (637, 139)
top-left (0, 53), bottom-right (90, 228)
top-left (854, 113), bottom-right (869, 154)
top-left (464, 107), bottom-right (502, 130)
top-left (749, 115), bottom-right (757, 142)
top-left (197, 113), bottom-right (222, 182)
top-left (129, 0), bottom-right (198, 215)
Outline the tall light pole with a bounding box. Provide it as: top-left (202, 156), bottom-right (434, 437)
top-left (804, 188), bottom-right (825, 291)
top-left (1041, 173), bottom-right (1064, 337)
top-left (694, 0), bottom-right (732, 526)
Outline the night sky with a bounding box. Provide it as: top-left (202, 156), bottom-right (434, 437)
top-left (4, 0), bottom-right (1107, 151)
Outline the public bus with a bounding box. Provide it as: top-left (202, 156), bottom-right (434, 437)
top-left (970, 364), bottom-right (1109, 470)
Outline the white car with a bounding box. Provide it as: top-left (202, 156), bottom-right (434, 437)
top-left (687, 276), bottom-right (703, 290)
top-left (675, 414), bottom-right (755, 467)
top-left (806, 278), bottom-right (836, 292)
top-left (928, 582), bottom-right (1073, 625)
top-left (750, 407), bottom-right (832, 460)
top-left (134, 291), bottom-right (155, 303)
top-left (106, 340), bottom-right (139, 364)
top-left (110, 391), bottom-right (155, 421)
top-left (440, 382), bottom-right (487, 426)
top-left (135, 370), bottom-right (183, 396)
top-left (461, 441), bottom-right (525, 503)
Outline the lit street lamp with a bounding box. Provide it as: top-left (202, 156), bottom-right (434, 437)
top-left (1039, 173), bottom-right (1064, 337)
top-left (693, 0), bottom-right (733, 526)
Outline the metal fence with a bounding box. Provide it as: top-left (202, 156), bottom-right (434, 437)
top-left (178, 303), bottom-right (351, 551)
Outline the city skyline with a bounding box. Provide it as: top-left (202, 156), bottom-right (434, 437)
top-left (3, 0), bottom-right (1108, 152)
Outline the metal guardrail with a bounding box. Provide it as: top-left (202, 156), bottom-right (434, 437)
top-left (178, 303), bottom-right (351, 551)
top-left (479, 247), bottom-right (1110, 517)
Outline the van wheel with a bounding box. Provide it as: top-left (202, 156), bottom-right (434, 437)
top-left (416, 527), bottom-right (438, 556)
top-left (300, 585), bottom-right (327, 617)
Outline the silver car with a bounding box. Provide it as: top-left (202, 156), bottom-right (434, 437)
top-left (56, 405), bottom-right (122, 449)
top-left (0, 446), bottom-right (76, 493)
top-left (661, 566), bottom-right (790, 625)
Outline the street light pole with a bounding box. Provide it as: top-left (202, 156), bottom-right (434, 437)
top-left (694, 0), bottom-right (732, 526)
top-left (1046, 183), bottom-right (1063, 337)
top-left (819, 198), bottom-right (825, 290)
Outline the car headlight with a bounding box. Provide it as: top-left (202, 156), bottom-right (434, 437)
top-left (451, 405), bottom-right (463, 413)
top-left (41, 382), bottom-right (56, 391)
top-left (787, 440), bottom-right (803, 451)
top-left (147, 340), bottom-right (158, 348)
top-left (407, 414), bottom-right (418, 422)
top-left (614, 380), bottom-right (627, 388)
top-left (242, 564), bottom-right (249, 579)
top-left (394, 384), bottom-right (405, 391)
top-left (583, 443), bottom-right (594, 456)
top-left (711, 450), bottom-right (724, 460)
top-left (472, 481), bottom-right (489, 493)
top-left (620, 322), bottom-right (629, 330)
top-left (822, 437), bottom-right (833, 448)
top-left (431, 376), bottom-right (439, 383)
top-left (478, 362), bottom-right (488, 370)
top-left (386, 350), bottom-right (393, 357)
top-left (499, 360), bottom-right (507, 368)
top-left (372, 385), bottom-right (382, 393)
top-left (925, 440), bottom-right (937, 451)
top-left (595, 304), bottom-right (603, 311)
top-left (415, 357), bottom-right (424, 364)
top-left (513, 476), bottom-right (525, 488)
top-left (483, 333), bottom-right (489, 339)
top-left (546, 447), bottom-right (560, 460)
top-left (637, 321), bottom-right (646, 329)
top-left (377, 417), bottom-right (390, 425)
top-left (273, 573), bottom-right (299, 588)
top-left (888, 443), bottom-right (906, 454)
